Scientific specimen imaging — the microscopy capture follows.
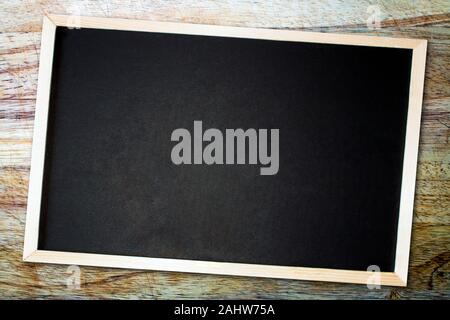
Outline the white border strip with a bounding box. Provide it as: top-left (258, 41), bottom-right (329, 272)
top-left (48, 14), bottom-right (423, 49)
top-left (394, 40), bottom-right (428, 285)
top-left (27, 250), bottom-right (405, 285)
top-left (23, 16), bottom-right (56, 260)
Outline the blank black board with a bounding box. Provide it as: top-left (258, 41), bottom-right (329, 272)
top-left (38, 27), bottom-right (413, 272)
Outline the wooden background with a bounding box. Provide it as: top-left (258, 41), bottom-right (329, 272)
top-left (0, 0), bottom-right (448, 299)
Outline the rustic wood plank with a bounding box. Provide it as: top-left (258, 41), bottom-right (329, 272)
top-left (0, 33), bottom-right (39, 100)
top-left (1, 0), bottom-right (449, 32)
top-left (1, 210), bottom-right (448, 299)
top-left (0, 0), bottom-right (448, 299)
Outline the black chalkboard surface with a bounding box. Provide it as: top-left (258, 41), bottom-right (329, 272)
top-left (24, 15), bottom-right (427, 285)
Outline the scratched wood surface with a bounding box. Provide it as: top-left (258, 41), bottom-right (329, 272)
top-left (0, 0), bottom-right (449, 299)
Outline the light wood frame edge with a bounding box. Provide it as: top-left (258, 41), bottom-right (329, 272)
top-left (47, 14), bottom-right (424, 48)
top-left (24, 250), bottom-right (406, 286)
top-left (23, 14), bottom-right (427, 287)
top-left (394, 39), bottom-right (428, 286)
top-left (23, 15), bottom-right (56, 260)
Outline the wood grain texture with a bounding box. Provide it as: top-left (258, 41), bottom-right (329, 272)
top-left (0, 0), bottom-right (448, 299)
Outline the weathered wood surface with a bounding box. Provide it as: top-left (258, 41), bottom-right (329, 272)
top-left (0, 0), bottom-right (449, 299)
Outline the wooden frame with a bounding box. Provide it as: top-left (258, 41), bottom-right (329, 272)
top-left (23, 14), bottom-right (427, 287)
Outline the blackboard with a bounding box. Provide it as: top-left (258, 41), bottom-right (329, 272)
top-left (23, 15), bottom-right (427, 286)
